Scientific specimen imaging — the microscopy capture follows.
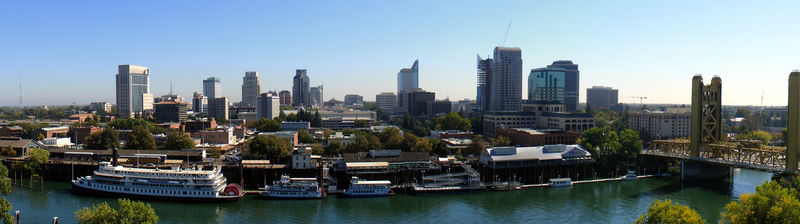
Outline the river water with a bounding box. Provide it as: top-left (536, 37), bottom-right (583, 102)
top-left (5, 168), bottom-right (771, 224)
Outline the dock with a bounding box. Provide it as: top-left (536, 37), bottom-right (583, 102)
top-left (520, 174), bottom-right (660, 188)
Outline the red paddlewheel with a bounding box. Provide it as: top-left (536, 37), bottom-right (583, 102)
top-left (223, 183), bottom-right (243, 196)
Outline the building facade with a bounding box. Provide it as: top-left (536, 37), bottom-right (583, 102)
top-left (292, 69), bottom-right (310, 107)
top-left (495, 128), bottom-right (580, 146)
top-left (344, 94), bottom-right (364, 106)
top-left (546, 60), bottom-right (580, 112)
top-left (477, 55), bottom-right (493, 112)
top-left (279, 90), bottom-right (292, 106)
top-left (490, 47), bottom-right (522, 112)
top-left (586, 86), bottom-right (619, 110)
top-left (539, 112), bottom-right (595, 133)
top-left (528, 67), bottom-right (566, 103)
top-left (427, 100), bottom-right (452, 116)
top-left (482, 111), bottom-right (537, 136)
top-left (257, 93), bottom-right (280, 120)
top-left (309, 85), bottom-right (323, 108)
top-left (375, 92), bottom-right (397, 111)
top-left (408, 89), bottom-right (435, 117)
top-left (397, 60), bottom-right (419, 113)
top-left (116, 64), bottom-right (153, 118)
top-left (90, 102), bottom-right (111, 113)
top-left (208, 97), bottom-right (229, 121)
top-left (153, 101), bottom-right (189, 122)
top-left (203, 77), bottom-right (221, 100)
top-left (192, 92), bottom-right (207, 114)
top-left (627, 108), bottom-right (691, 139)
top-left (241, 71), bottom-right (261, 107)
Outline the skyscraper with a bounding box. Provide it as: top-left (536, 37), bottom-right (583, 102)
top-left (241, 71), bottom-right (261, 107)
top-left (490, 47), bottom-right (522, 112)
top-left (116, 64), bottom-right (153, 118)
top-left (257, 93), bottom-right (280, 120)
top-left (192, 92), bottom-right (207, 114)
top-left (309, 85), bottom-right (323, 108)
top-left (547, 60), bottom-right (579, 111)
top-left (528, 67), bottom-right (566, 103)
top-left (586, 86), bottom-right (619, 110)
top-left (203, 77), bottom-right (221, 99)
top-left (477, 54), bottom-right (493, 112)
top-left (397, 60), bottom-right (419, 113)
top-left (292, 69), bottom-right (310, 108)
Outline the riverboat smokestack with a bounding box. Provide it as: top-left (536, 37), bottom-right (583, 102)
top-left (112, 148), bottom-right (118, 166)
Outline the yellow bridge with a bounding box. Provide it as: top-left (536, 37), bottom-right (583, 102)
top-left (642, 140), bottom-right (789, 173)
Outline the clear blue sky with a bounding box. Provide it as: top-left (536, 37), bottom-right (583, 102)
top-left (1, 1), bottom-right (799, 107)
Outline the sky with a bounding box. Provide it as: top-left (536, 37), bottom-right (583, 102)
top-left (1, 1), bottom-right (799, 107)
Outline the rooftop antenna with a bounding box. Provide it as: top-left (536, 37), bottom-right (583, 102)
top-left (501, 21), bottom-right (512, 47)
top-left (170, 80), bottom-right (174, 95)
top-left (760, 89), bottom-right (764, 110)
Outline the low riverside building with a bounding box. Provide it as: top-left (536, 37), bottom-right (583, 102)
top-left (33, 126), bottom-right (69, 138)
top-left (42, 137), bottom-right (73, 149)
top-left (70, 126), bottom-right (102, 145)
top-left (48, 149), bottom-right (206, 163)
top-left (0, 138), bottom-right (44, 157)
top-left (479, 144), bottom-right (594, 184)
top-left (430, 130), bottom-right (473, 140)
top-left (495, 128), bottom-right (580, 146)
top-left (341, 150), bottom-right (436, 174)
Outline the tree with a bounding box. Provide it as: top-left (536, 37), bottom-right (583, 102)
top-left (252, 118), bottom-right (281, 132)
top-left (750, 130), bottom-right (772, 145)
top-left (618, 129), bottom-right (643, 160)
top-left (126, 126), bottom-right (156, 150)
top-left (74, 198), bottom-right (159, 224)
top-left (324, 141), bottom-right (342, 156)
top-left (490, 136), bottom-right (511, 147)
top-left (465, 135), bottom-right (486, 156)
top-left (297, 129), bottom-right (315, 144)
top-left (310, 144), bottom-right (325, 155)
top-left (37, 133), bottom-right (45, 141)
top-left (0, 164), bottom-right (14, 224)
top-left (379, 127), bottom-right (404, 149)
top-left (434, 112), bottom-right (472, 131)
top-left (635, 199), bottom-right (705, 224)
top-left (247, 135), bottom-right (291, 161)
top-left (722, 181), bottom-right (800, 224)
top-left (24, 148), bottom-right (49, 175)
top-left (354, 120), bottom-right (368, 128)
top-left (400, 133), bottom-right (419, 152)
top-left (0, 146), bottom-right (15, 157)
top-left (311, 111), bottom-right (322, 127)
top-left (85, 128), bottom-right (120, 150)
top-left (207, 147), bottom-right (222, 159)
top-left (164, 132), bottom-right (195, 150)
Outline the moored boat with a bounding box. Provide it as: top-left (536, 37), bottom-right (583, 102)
top-left (260, 174), bottom-right (325, 199)
top-left (71, 161), bottom-right (243, 202)
top-left (343, 177), bottom-right (394, 197)
top-left (548, 178), bottom-right (572, 188)
top-left (621, 171), bottom-right (637, 181)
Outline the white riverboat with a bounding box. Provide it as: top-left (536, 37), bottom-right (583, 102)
top-left (548, 178), bottom-right (572, 188)
top-left (343, 177), bottom-right (394, 197)
top-left (621, 171), bottom-right (638, 181)
top-left (260, 175), bottom-right (325, 199)
top-left (71, 161), bottom-right (244, 202)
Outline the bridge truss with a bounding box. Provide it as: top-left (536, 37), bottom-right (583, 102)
top-left (642, 140), bottom-right (788, 173)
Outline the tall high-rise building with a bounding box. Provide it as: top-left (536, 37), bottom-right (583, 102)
top-left (489, 47), bottom-right (522, 112)
top-left (192, 92), bottom-right (207, 114)
top-left (477, 55), bottom-right (493, 112)
top-left (279, 90), bottom-right (292, 106)
top-left (292, 69), bottom-right (310, 108)
top-left (547, 60), bottom-right (579, 111)
top-left (528, 67), bottom-right (566, 103)
top-left (241, 71), bottom-right (261, 107)
top-left (586, 86), bottom-right (619, 109)
top-left (309, 85), bottom-right (323, 108)
top-left (344, 94), bottom-right (364, 106)
top-left (397, 60), bottom-right (419, 113)
top-left (116, 64), bottom-right (153, 118)
top-left (257, 93), bottom-right (280, 120)
top-left (376, 92), bottom-right (397, 111)
top-left (203, 77), bottom-right (221, 99)
top-left (208, 97), bottom-right (229, 121)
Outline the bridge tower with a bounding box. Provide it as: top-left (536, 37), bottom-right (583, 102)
top-left (788, 71), bottom-right (800, 170)
top-left (690, 75), bottom-right (722, 157)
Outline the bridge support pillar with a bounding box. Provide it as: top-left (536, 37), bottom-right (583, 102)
top-left (680, 161), bottom-right (731, 182)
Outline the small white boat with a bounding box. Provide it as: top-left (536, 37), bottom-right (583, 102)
top-left (260, 174), bottom-right (325, 199)
top-left (621, 171), bottom-right (637, 181)
top-left (343, 177), bottom-right (394, 197)
top-left (548, 178), bottom-right (572, 188)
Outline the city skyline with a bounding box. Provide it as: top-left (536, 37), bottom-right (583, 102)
top-left (1, 1), bottom-right (800, 106)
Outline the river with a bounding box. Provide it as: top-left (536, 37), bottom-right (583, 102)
top-left (5, 168), bottom-right (772, 224)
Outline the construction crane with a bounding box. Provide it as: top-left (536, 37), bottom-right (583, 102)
top-left (628, 96), bottom-right (647, 109)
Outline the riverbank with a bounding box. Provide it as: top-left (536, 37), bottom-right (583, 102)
top-left (4, 168), bottom-right (772, 223)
